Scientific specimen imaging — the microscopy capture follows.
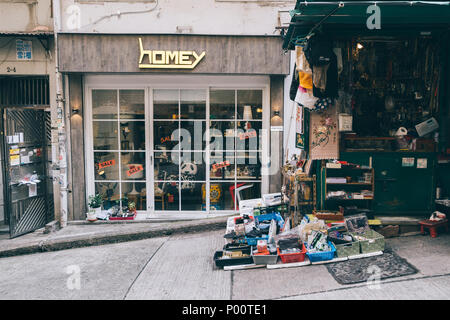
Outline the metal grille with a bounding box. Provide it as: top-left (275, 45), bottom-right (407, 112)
top-left (5, 109), bottom-right (49, 238)
top-left (10, 197), bottom-right (47, 236)
top-left (0, 76), bottom-right (49, 107)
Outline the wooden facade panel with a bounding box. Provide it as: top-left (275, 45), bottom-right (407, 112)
top-left (68, 74), bottom-right (87, 220)
top-left (58, 34), bottom-right (290, 75)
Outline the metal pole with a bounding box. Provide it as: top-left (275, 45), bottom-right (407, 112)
top-left (52, 0), bottom-right (69, 228)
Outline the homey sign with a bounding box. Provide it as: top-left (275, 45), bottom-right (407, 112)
top-left (138, 38), bottom-right (206, 69)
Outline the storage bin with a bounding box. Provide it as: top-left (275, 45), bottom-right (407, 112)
top-left (306, 241), bottom-right (336, 262)
top-left (334, 240), bottom-right (360, 257)
top-left (213, 248), bottom-right (253, 268)
top-left (351, 229), bottom-right (385, 253)
top-left (243, 235), bottom-right (269, 246)
top-left (277, 242), bottom-right (307, 264)
top-left (251, 248), bottom-right (278, 265)
top-left (255, 212), bottom-right (285, 230)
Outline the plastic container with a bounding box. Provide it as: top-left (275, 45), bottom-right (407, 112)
top-left (251, 248), bottom-right (278, 265)
top-left (306, 241), bottom-right (336, 262)
top-left (243, 235), bottom-right (269, 246)
top-left (213, 248), bottom-right (253, 268)
top-left (255, 212), bottom-right (285, 230)
top-left (277, 242), bottom-right (307, 264)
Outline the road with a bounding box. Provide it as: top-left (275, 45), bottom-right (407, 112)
top-left (0, 230), bottom-right (449, 300)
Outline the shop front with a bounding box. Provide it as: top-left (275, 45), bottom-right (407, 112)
top-left (58, 34), bottom-right (290, 220)
top-left (0, 33), bottom-right (55, 238)
top-left (282, 1), bottom-right (450, 218)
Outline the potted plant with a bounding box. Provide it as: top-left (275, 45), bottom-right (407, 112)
top-left (87, 194), bottom-right (103, 221)
top-left (128, 201), bottom-right (136, 216)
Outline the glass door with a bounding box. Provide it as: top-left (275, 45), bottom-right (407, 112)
top-left (152, 89), bottom-right (207, 212)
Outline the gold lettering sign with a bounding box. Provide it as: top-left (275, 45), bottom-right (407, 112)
top-left (138, 38), bottom-right (205, 69)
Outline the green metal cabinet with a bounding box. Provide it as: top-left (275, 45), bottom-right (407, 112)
top-left (318, 152), bottom-right (436, 216)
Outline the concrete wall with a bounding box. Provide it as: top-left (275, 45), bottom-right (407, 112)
top-left (0, 0), bottom-right (53, 32)
top-left (58, 0), bottom-right (294, 35)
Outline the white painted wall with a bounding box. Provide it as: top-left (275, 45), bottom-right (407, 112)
top-left (59, 0), bottom-right (294, 35)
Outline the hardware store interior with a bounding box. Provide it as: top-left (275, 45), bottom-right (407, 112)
top-left (212, 29), bottom-right (450, 268)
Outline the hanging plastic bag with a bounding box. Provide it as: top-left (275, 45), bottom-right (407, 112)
top-left (295, 88), bottom-right (318, 110)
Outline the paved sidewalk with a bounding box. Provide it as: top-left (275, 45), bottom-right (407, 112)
top-left (0, 214), bottom-right (428, 259)
top-left (0, 216), bottom-right (229, 258)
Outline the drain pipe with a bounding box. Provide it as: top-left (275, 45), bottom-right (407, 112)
top-left (52, 0), bottom-right (68, 228)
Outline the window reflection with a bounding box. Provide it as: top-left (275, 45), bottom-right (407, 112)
top-left (120, 90), bottom-right (144, 119)
top-left (93, 121), bottom-right (118, 150)
top-left (93, 90), bottom-right (117, 119)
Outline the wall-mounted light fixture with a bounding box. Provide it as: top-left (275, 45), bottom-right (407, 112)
top-left (271, 110), bottom-right (283, 126)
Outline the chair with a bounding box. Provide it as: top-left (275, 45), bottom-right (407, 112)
top-left (229, 183), bottom-right (254, 210)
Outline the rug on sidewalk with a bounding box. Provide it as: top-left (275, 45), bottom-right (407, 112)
top-left (326, 249), bottom-right (419, 285)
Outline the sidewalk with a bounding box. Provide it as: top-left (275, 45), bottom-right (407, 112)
top-left (0, 216), bottom-right (229, 258)
top-left (0, 214), bottom-right (427, 259)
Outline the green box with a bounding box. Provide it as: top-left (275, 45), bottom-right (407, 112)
top-left (351, 229), bottom-right (385, 254)
top-left (334, 239), bottom-right (361, 257)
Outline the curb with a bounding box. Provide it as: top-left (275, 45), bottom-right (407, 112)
top-left (0, 217), bottom-right (228, 259)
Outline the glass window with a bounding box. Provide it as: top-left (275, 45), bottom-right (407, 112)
top-left (92, 89), bottom-right (147, 212)
top-left (210, 90), bottom-right (235, 119)
top-left (210, 182), bottom-right (235, 211)
top-left (181, 183), bottom-right (206, 211)
top-left (180, 151), bottom-right (206, 181)
top-left (154, 152), bottom-right (179, 181)
top-left (154, 121), bottom-right (179, 151)
top-left (155, 181), bottom-right (179, 211)
top-left (92, 90), bottom-right (117, 119)
top-left (154, 89), bottom-right (178, 119)
top-left (120, 90), bottom-right (145, 119)
top-left (180, 89), bottom-right (206, 119)
top-left (94, 152), bottom-right (119, 180)
top-left (237, 90), bottom-right (263, 120)
top-left (180, 121), bottom-right (205, 151)
top-left (93, 121), bottom-right (118, 150)
top-left (120, 121), bottom-right (145, 151)
top-left (121, 182), bottom-right (146, 211)
top-left (95, 182), bottom-right (120, 210)
top-left (236, 121), bottom-right (262, 152)
top-left (236, 152), bottom-right (261, 180)
top-left (121, 152), bottom-right (146, 181)
top-left (209, 121), bottom-right (235, 151)
top-left (210, 151), bottom-right (235, 180)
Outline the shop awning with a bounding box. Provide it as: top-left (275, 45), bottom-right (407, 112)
top-left (283, 1), bottom-right (450, 50)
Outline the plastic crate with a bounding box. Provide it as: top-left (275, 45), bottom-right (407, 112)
top-left (255, 212), bottom-right (285, 230)
top-left (306, 241), bottom-right (336, 262)
top-left (277, 242), bottom-right (307, 264)
top-left (251, 248), bottom-right (278, 265)
top-left (243, 235), bottom-right (269, 246)
top-left (213, 249), bottom-right (253, 268)
top-left (351, 229), bottom-right (385, 254)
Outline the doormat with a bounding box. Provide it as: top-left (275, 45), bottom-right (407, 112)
top-left (309, 104), bottom-right (339, 159)
top-left (326, 250), bottom-right (419, 285)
